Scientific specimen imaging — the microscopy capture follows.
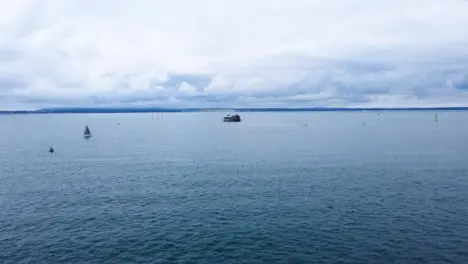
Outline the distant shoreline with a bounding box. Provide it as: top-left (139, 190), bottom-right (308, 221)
top-left (1, 107), bottom-right (468, 114)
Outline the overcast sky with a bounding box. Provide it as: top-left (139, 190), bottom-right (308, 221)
top-left (1, 0), bottom-right (468, 109)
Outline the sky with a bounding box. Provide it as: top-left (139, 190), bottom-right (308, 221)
top-left (1, 0), bottom-right (468, 110)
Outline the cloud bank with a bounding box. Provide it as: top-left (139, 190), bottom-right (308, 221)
top-left (1, 0), bottom-right (468, 109)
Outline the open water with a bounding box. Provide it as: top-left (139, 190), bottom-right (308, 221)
top-left (1, 111), bottom-right (468, 263)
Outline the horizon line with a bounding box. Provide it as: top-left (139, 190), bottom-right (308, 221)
top-left (1, 106), bottom-right (468, 114)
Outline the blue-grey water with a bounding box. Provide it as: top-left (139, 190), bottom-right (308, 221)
top-left (1, 111), bottom-right (468, 263)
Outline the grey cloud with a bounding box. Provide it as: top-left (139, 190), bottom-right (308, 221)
top-left (236, 54), bottom-right (466, 106)
top-left (2, 52), bottom-right (468, 109)
top-left (164, 74), bottom-right (211, 90)
top-left (0, 75), bottom-right (28, 90)
top-left (0, 48), bottom-right (23, 62)
top-left (453, 76), bottom-right (468, 90)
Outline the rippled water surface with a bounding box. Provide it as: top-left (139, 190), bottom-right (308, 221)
top-left (1, 111), bottom-right (468, 263)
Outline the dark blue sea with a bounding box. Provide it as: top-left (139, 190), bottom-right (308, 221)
top-left (1, 111), bottom-right (468, 263)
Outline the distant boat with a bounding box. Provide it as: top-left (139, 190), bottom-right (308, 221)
top-left (434, 113), bottom-right (438, 123)
top-left (223, 114), bottom-right (241, 122)
top-left (84, 125), bottom-right (92, 138)
top-left (49, 147), bottom-right (55, 153)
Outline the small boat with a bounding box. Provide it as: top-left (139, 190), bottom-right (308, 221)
top-left (49, 147), bottom-right (55, 153)
top-left (434, 113), bottom-right (438, 123)
top-left (84, 125), bottom-right (92, 138)
top-left (223, 114), bottom-right (241, 122)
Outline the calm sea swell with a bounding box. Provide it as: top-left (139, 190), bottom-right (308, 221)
top-left (1, 112), bottom-right (468, 263)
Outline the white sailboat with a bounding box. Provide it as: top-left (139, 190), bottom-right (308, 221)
top-left (84, 125), bottom-right (92, 139)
